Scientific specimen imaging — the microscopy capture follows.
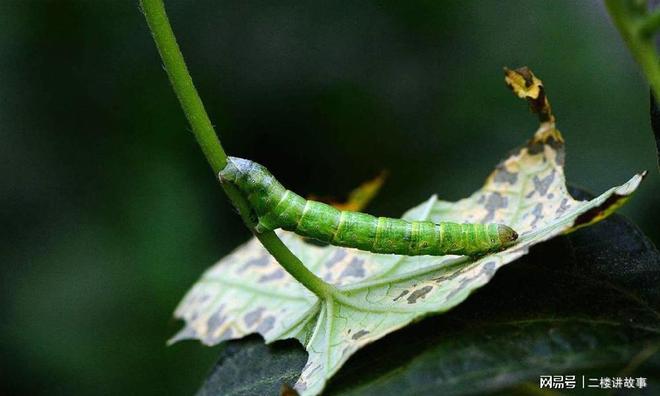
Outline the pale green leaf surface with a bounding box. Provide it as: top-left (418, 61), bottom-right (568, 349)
top-left (171, 71), bottom-right (646, 395)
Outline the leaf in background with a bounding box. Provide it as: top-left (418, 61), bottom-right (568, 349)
top-left (170, 68), bottom-right (646, 395)
top-left (308, 171), bottom-right (388, 212)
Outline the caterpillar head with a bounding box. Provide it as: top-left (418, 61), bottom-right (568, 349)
top-left (497, 224), bottom-right (518, 247)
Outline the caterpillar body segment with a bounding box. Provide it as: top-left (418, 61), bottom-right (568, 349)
top-left (220, 157), bottom-right (518, 256)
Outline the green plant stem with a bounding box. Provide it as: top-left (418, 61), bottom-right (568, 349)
top-left (605, 0), bottom-right (660, 101)
top-left (140, 0), bottom-right (225, 174)
top-left (641, 8), bottom-right (660, 37)
top-left (140, 0), bottom-right (334, 298)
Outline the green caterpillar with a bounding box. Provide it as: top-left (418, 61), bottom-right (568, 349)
top-left (220, 157), bottom-right (518, 256)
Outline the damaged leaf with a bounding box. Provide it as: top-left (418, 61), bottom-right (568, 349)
top-left (171, 68), bottom-right (646, 396)
top-left (199, 204), bottom-right (660, 395)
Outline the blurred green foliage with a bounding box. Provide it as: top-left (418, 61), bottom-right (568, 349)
top-left (1, 1), bottom-right (658, 395)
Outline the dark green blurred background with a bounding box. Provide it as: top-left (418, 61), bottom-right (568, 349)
top-left (1, 1), bottom-right (658, 394)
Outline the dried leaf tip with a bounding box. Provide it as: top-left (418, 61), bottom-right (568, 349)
top-left (504, 66), bottom-right (554, 124)
top-left (280, 384), bottom-right (300, 396)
